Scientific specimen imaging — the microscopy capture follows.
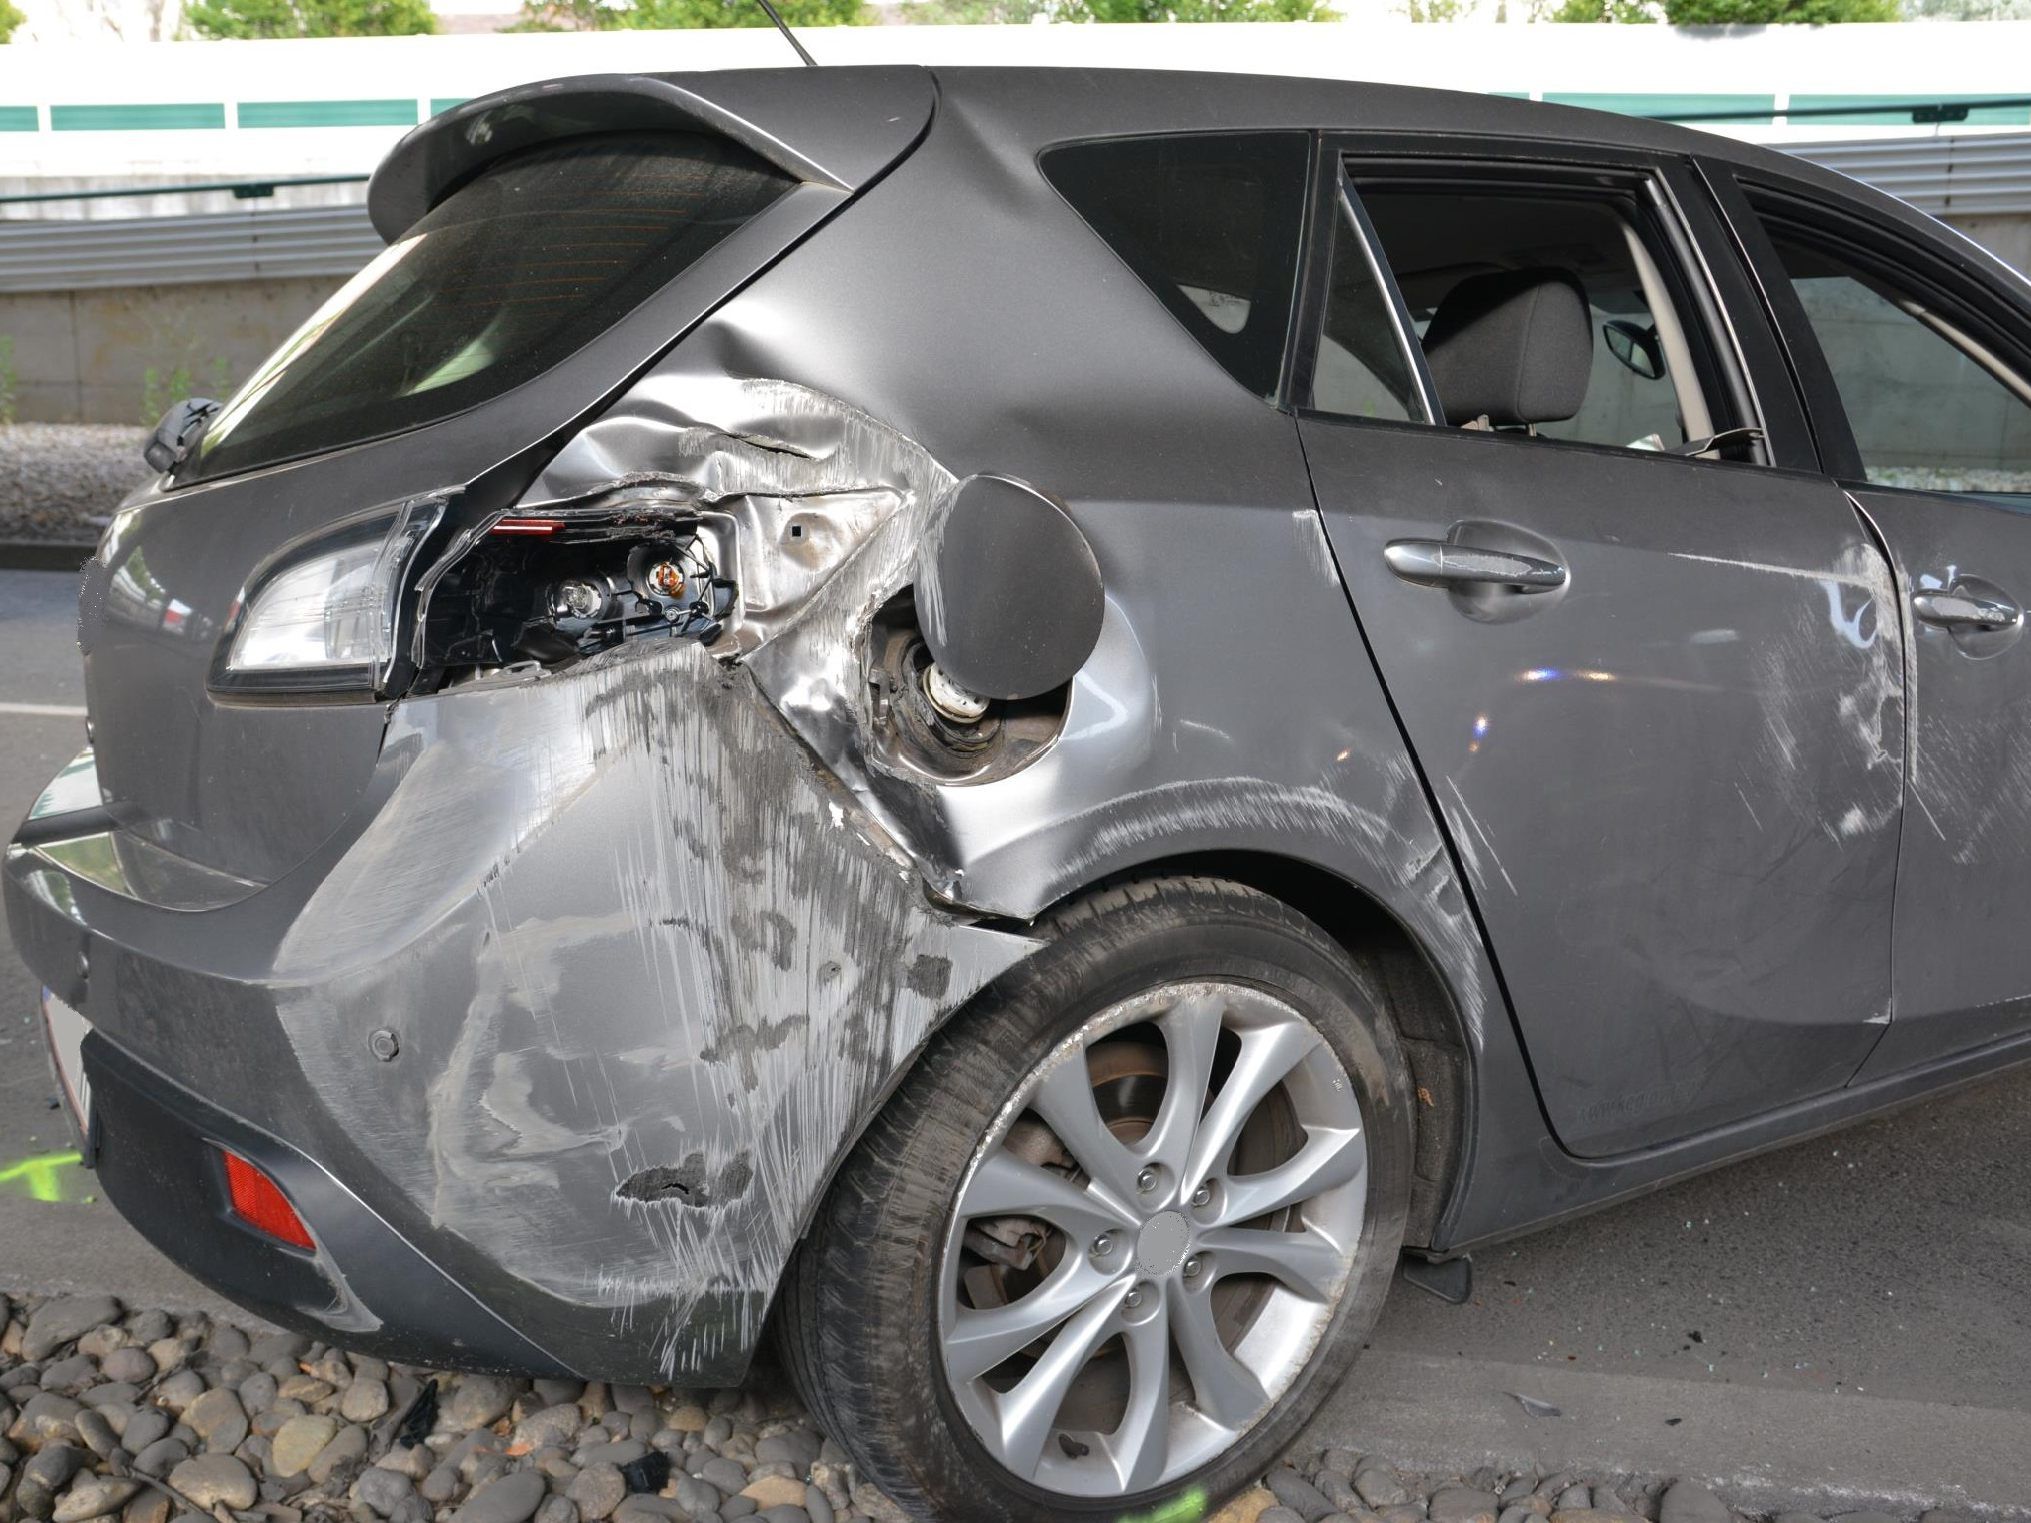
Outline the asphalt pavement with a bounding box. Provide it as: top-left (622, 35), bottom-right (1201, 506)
top-left (1, 566), bottom-right (2027, 1515)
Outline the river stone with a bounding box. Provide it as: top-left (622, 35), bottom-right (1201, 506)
top-left (52, 1474), bottom-right (140, 1522)
top-left (462, 1470), bottom-right (548, 1523)
top-left (671, 1474), bottom-right (722, 1518)
top-left (121, 1406), bottom-right (175, 1453)
top-left (309, 1421), bottom-right (369, 1483)
top-left (1356, 1470), bottom-right (1410, 1509)
top-left (169, 1453), bottom-right (258, 1511)
top-left (185, 1389), bottom-right (248, 1453)
top-left (72, 1410), bottom-right (119, 1460)
top-left (129, 1437), bottom-right (190, 1478)
top-left (511, 1405), bottom-right (582, 1450)
top-left (699, 1456), bottom-right (748, 1495)
top-left (120, 1486), bottom-right (170, 1523)
top-left (150, 1372), bottom-right (204, 1415)
top-left (445, 1377), bottom-right (520, 1433)
top-left (23, 1300), bottom-right (122, 1362)
top-left (663, 1404), bottom-right (709, 1434)
top-left (1267, 1469), bottom-right (1336, 1522)
top-left (353, 1467), bottom-right (417, 1517)
top-left (741, 1475), bottom-right (806, 1508)
top-left (569, 1463), bottom-right (627, 1521)
top-left (421, 1463), bottom-right (462, 1504)
top-left (39, 1357), bottom-right (99, 1396)
top-left (13, 1394), bottom-right (85, 1448)
top-left (1430, 1488), bottom-right (1502, 1523)
top-left (270, 1413), bottom-right (339, 1477)
top-left (342, 1378), bottom-right (392, 1424)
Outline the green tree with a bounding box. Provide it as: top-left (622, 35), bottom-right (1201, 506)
top-left (1068, 0), bottom-right (1336, 17)
top-left (902, 0), bottom-right (1056, 20)
top-left (1548, 0), bottom-right (1657, 18)
top-left (0, 0), bottom-right (24, 41)
top-left (1661, 0), bottom-right (1896, 16)
top-left (184, 0), bottom-right (437, 38)
top-left (518, 0), bottom-right (867, 27)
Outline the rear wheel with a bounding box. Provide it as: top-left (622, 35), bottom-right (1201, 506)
top-left (781, 877), bottom-right (1415, 1523)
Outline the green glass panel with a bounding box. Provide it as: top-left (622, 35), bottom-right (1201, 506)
top-left (51, 103), bottom-right (226, 131)
top-left (237, 99), bottom-right (418, 129)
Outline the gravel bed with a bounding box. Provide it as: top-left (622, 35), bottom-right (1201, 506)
top-left (0, 426), bottom-right (150, 542)
top-left (0, 1292), bottom-right (1988, 1523)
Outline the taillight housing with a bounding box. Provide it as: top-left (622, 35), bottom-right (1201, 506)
top-left (210, 494), bottom-right (447, 698)
top-left (219, 1149), bottom-right (316, 1251)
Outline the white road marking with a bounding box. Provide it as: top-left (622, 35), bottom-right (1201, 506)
top-left (0, 702), bottom-right (85, 718)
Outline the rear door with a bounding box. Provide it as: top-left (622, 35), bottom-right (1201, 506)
top-left (1713, 167), bottom-right (2031, 1076)
top-left (1295, 141), bottom-right (1903, 1156)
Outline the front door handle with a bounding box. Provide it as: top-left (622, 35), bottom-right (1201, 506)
top-left (1913, 586), bottom-right (2022, 632)
top-left (1385, 539), bottom-right (1568, 593)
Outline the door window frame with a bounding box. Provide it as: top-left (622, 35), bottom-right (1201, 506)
top-left (1702, 160), bottom-right (2031, 493)
top-left (1291, 133), bottom-right (1822, 475)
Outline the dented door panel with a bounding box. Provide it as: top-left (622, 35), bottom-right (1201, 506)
top-left (1304, 419), bottom-right (1904, 1156)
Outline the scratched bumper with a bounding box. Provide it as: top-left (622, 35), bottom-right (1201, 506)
top-left (4, 640), bottom-right (1034, 1382)
top-left (84, 1034), bottom-right (566, 1374)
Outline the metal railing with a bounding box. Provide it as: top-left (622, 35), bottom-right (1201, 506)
top-left (0, 201), bottom-right (380, 293)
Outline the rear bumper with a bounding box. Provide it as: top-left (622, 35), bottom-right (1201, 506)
top-left (6, 639), bottom-right (1034, 1382)
top-left (85, 1034), bottom-right (565, 1374)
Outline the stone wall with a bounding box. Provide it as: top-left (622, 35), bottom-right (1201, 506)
top-left (0, 276), bottom-right (340, 426)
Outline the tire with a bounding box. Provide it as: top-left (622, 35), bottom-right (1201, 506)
top-left (780, 875), bottom-right (1415, 1523)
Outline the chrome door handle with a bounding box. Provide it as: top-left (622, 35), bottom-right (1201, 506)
top-left (1384, 539), bottom-right (1568, 592)
top-left (1913, 587), bottom-right (2022, 632)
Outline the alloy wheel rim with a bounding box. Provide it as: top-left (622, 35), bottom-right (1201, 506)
top-left (936, 980), bottom-right (1368, 1498)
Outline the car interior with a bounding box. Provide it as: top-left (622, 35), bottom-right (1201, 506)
top-left (1319, 181), bottom-right (1719, 454)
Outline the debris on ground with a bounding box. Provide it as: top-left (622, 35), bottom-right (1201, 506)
top-left (0, 1292), bottom-right (1995, 1523)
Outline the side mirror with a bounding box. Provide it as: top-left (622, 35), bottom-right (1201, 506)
top-left (1604, 319), bottom-right (1664, 382)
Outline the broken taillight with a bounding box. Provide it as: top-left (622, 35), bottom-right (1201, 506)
top-left (219, 1149), bottom-right (316, 1251)
top-left (410, 500), bottom-right (736, 687)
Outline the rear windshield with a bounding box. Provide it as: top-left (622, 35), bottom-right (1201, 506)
top-left (183, 130), bottom-right (795, 485)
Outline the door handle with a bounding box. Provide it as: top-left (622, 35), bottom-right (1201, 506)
top-left (1913, 586), bottom-right (2022, 632)
top-left (1385, 539), bottom-right (1568, 592)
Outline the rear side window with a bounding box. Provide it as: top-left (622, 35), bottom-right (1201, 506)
top-left (1763, 226), bottom-right (2031, 499)
top-left (1043, 132), bottom-right (1310, 401)
top-left (185, 131), bottom-right (795, 485)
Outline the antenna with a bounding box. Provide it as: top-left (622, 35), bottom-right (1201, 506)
top-left (753, 0), bottom-right (818, 67)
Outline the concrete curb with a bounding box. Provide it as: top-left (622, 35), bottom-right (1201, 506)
top-left (0, 540), bottom-right (95, 572)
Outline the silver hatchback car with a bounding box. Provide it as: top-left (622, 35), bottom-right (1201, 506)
top-left (10, 64), bottom-right (2031, 1523)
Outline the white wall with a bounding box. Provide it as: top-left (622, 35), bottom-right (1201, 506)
top-left (0, 21), bottom-right (2026, 179)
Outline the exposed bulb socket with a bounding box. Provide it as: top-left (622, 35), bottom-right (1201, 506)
top-left (645, 560), bottom-right (689, 600)
top-left (551, 579), bottom-right (605, 621)
top-left (922, 662), bottom-right (991, 725)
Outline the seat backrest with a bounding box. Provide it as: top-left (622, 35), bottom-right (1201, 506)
top-left (1422, 267), bottom-right (1592, 428)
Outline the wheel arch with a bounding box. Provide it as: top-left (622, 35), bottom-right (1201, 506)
top-left (1032, 849), bottom-right (1475, 1250)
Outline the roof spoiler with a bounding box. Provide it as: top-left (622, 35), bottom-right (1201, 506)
top-left (367, 66), bottom-right (934, 243)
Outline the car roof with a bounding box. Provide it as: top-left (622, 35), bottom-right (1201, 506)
top-left (368, 63), bottom-right (1954, 265)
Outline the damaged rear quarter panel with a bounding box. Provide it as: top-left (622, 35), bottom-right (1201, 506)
top-left (268, 638), bottom-right (1034, 1380)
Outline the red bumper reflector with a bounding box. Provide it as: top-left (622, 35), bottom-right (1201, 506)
top-left (220, 1149), bottom-right (315, 1250)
